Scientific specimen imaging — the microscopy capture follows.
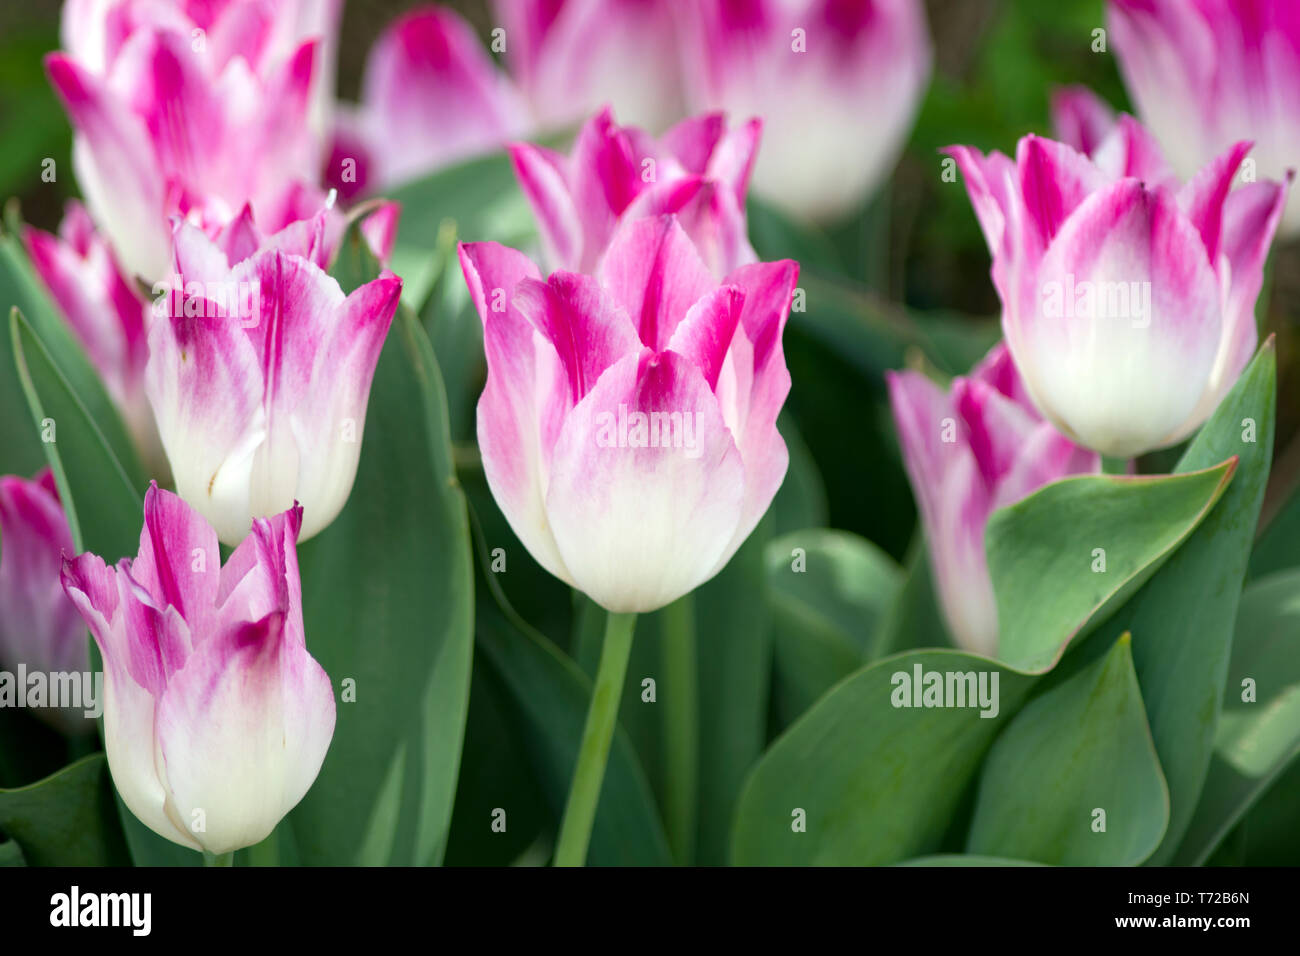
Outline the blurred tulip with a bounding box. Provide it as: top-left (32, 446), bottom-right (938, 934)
top-left (1109, 0), bottom-right (1300, 237)
top-left (23, 201), bottom-right (155, 455)
top-left (492, 0), bottom-right (687, 132)
top-left (337, 6), bottom-right (528, 191)
top-left (679, 0), bottom-right (931, 222)
top-left (0, 469), bottom-right (90, 734)
top-left (459, 215), bottom-right (797, 612)
top-left (946, 126), bottom-right (1289, 458)
top-left (511, 106), bottom-right (759, 275)
top-left (887, 345), bottom-right (1101, 655)
top-left (147, 216), bottom-right (402, 546)
top-left (61, 484), bottom-right (335, 855)
top-left (47, 6), bottom-right (329, 280)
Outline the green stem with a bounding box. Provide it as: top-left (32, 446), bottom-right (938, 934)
top-left (661, 595), bottom-right (698, 865)
top-left (554, 610), bottom-right (637, 867)
top-left (203, 851), bottom-right (234, 867)
top-left (1101, 455), bottom-right (1129, 475)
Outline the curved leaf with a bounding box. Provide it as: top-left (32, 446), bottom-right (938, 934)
top-left (0, 754), bottom-right (129, 866)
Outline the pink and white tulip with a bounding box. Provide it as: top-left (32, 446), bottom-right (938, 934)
top-left (23, 201), bottom-right (154, 454)
top-left (147, 216), bottom-right (402, 546)
top-left (61, 485), bottom-right (335, 854)
top-left (460, 215), bottom-right (797, 612)
top-left (0, 470), bottom-right (90, 734)
top-left (47, 4), bottom-right (331, 280)
top-left (1109, 0), bottom-right (1300, 237)
top-left (337, 6), bottom-right (529, 191)
top-left (679, 0), bottom-right (932, 221)
top-left (492, 0), bottom-right (687, 133)
top-left (888, 345), bottom-right (1101, 655)
top-left (511, 106), bottom-right (760, 276)
top-left (945, 125), bottom-right (1289, 458)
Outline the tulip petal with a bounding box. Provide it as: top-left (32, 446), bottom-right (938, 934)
top-left (665, 285), bottom-right (744, 391)
top-left (1050, 85), bottom-right (1116, 157)
top-left (155, 608), bottom-right (335, 854)
top-left (129, 481), bottom-right (221, 639)
top-left (1021, 179), bottom-right (1222, 456)
top-left (509, 141), bottom-right (584, 271)
top-left (460, 241), bottom-right (571, 582)
top-left (1016, 134), bottom-right (1109, 252)
top-left (544, 349), bottom-right (745, 612)
top-left (598, 216), bottom-right (716, 351)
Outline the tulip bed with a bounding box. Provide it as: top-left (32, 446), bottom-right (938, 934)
top-left (0, 0), bottom-right (1298, 873)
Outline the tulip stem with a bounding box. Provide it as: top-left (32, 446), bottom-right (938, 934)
top-left (554, 610), bottom-right (637, 867)
top-left (1102, 455), bottom-right (1129, 475)
top-left (202, 851), bottom-right (233, 867)
top-left (661, 594), bottom-right (698, 865)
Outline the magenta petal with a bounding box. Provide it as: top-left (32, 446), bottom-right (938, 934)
top-left (510, 141), bottom-right (584, 270)
top-left (130, 483), bottom-right (222, 637)
top-left (1177, 140), bottom-right (1253, 267)
top-left (666, 285), bottom-right (745, 391)
top-left (1016, 134), bottom-right (1108, 251)
top-left (1050, 85), bottom-right (1117, 157)
top-left (598, 216), bottom-right (716, 351)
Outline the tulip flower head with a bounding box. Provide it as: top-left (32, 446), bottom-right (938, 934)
top-left (511, 106), bottom-right (760, 277)
top-left (460, 215), bottom-right (797, 612)
top-left (946, 123), bottom-right (1289, 458)
top-left (23, 202), bottom-right (154, 455)
top-left (888, 345), bottom-right (1101, 655)
top-left (1109, 0), bottom-right (1300, 237)
top-left (61, 485), bottom-right (335, 855)
top-left (679, 0), bottom-right (932, 221)
top-left (147, 213), bottom-right (402, 546)
top-left (0, 470), bottom-right (90, 734)
top-left (46, 1), bottom-right (335, 280)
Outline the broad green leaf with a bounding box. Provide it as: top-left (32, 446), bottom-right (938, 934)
top-left (732, 649), bottom-right (1036, 865)
top-left (0, 754), bottom-right (130, 866)
top-left (966, 635), bottom-right (1169, 865)
top-left (9, 308), bottom-right (142, 559)
top-left (0, 838), bottom-right (23, 866)
top-left (290, 309), bottom-right (474, 865)
top-left (1109, 342), bottom-right (1276, 864)
top-left (986, 460), bottom-right (1236, 672)
top-left (1173, 568), bottom-right (1300, 864)
top-left (766, 529), bottom-right (902, 725)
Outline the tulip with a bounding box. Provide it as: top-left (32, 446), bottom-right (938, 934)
top-left (61, 484), bottom-right (335, 856)
top-left (23, 201), bottom-right (154, 454)
top-left (0, 470), bottom-right (90, 734)
top-left (46, 9), bottom-right (329, 280)
top-left (459, 214), bottom-right (797, 613)
top-left (678, 0), bottom-right (931, 222)
top-left (338, 6), bottom-right (529, 191)
top-left (1109, 0), bottom-right (1300, 237)
top-left (887, 345), bottom-right (1101, 655)
top-left (510, 106), bottom-right (760, 275)
top-left (491, 0), bottom-right (687, 133)
top-left (945, 126), bottom-right (1289, 458)
top-left (147, 216), bottom-right (402, 546)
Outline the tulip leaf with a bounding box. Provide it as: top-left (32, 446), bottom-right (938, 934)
top-left (9, 308), bottom-right (142, 560)
top-left (1101, 342), bottom-right (1276, 864)
top-left (732, 649), bottom-right (1036, 865)
top-left (0, 837), bottom-right (23, 866)
top-left (766, 529), bottom-right (902, 726)
top-left (290, 308), bottom-right (474, 866)
top-left (986, 460), bottom-right (1237, 673)
top-left (1250, 482), bottom-right (1300, 580)
top-left (0, 219), bottom-right (145, 487)
top-left (0, 754), bottom-right (130, 866)
top-left (965, 635), bottom-right (1169, 865)
top-left (1172, 568), bottom-right (1300, 864)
